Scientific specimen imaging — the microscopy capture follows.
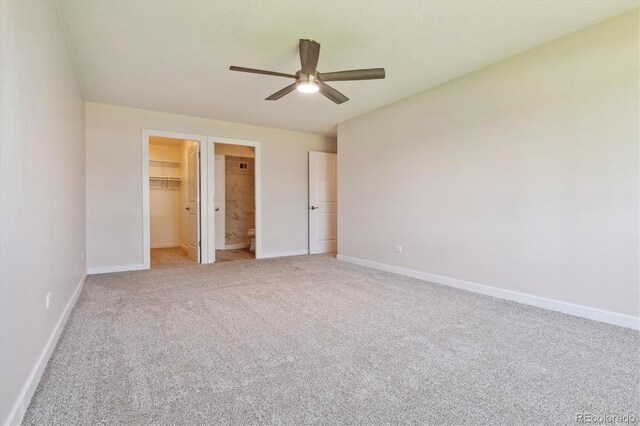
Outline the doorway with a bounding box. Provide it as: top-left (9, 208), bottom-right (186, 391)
top-left (206, 137), bottom-right (261, 262)
top-left (142, 130), bottom-right (209, 269)
top-left (147, 136), bottom-right (199, 267)
top-left (213, 144), bottom-right (256, 262)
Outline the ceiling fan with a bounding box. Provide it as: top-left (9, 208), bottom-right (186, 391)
top-left (229, 39), bottom-right (385, 104)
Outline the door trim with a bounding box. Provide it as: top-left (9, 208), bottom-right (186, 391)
top-left (207, 137), bottom-right (262, 262)
top-left (142, 129), bottom-right (209, 268)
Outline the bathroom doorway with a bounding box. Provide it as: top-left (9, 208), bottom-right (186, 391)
top-left (212, 142), bottom-right (256, 262)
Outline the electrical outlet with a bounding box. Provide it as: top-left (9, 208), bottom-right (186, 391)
top-left (46, 292), bottom-right (52, 309)
top-left (394, 245), bottom-right (402, 253)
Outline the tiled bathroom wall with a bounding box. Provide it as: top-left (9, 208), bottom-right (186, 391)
top-left (225, 156), bottom-right (255, 246)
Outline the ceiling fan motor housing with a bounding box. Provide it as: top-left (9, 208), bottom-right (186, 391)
top-left (296, 71), bottom-right (317, 84)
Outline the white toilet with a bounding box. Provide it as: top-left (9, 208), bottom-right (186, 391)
top-left (248, 229), bottom-right (256, 252)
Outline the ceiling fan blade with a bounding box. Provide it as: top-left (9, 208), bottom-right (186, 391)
top-left (317, 81), bottom-right (349, 104)
top-left (299, 39), bottom-right (320, 75)
top-left (230, 66), bottom-right (296, 79)
top-left (265, 83), bottom-right (298, 101)
top-left (318, 68), bottom-right (386, 81)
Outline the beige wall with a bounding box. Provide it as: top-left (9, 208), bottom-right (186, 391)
top-left (337, 11), bottom-right (639, 319)
top-left (215, 143), bottom-right (255, 158)
top-left (0, 1), bottom-right (86, 424)
top-left (86, 103), bottom-right (336, 269)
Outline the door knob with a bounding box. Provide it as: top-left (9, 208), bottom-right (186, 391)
top-left (310, 206), bottom-right (318, 210)
top-left (215, 207), bottom-right (220, 211)
top-left (185, 207), bottom-right (190, 211)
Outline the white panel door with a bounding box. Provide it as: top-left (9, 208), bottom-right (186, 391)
top-left (214, 155), bottom-right (226, 250)
top-left (187, 144), bottom-right (200, 262)
top-left (309, 152), bottom-right (337, 254)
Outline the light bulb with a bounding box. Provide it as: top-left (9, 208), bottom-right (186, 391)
top-left (297, 82), bottom-right (319, 93)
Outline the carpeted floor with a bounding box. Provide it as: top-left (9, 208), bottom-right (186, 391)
top-left (24, 255), bottom-right (639, 425)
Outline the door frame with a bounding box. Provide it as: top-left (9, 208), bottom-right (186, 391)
top-left (207, 136), bottom-right (262, 262)
top-left (142, 129), bottom-right (209, 268)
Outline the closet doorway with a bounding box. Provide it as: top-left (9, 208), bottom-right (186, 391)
top-left (147, 136), bottom-right (199, 267)
top-left (142, 130), bottom-right (209, 269)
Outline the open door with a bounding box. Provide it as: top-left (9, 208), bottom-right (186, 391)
top-left (309, 151), bottom-right (337, 254)
top-left (187, 143), bottom-right (200, 262)
top-left (214, 155), bottom-right (226, 250)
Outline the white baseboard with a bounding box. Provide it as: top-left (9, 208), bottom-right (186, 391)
top-left (337, 255), bottom-right (640, 331)
top-left (224, 243), bottom-right (250, 250)
top-left (5, 272), bottom-right (87, 426)
top-left (150, 243), bottom-right (179, 249)
top-left (87, 263), bottom-right (148, 275)
top-left (179, 244), bottom-right (189, 253)
top-left (259, 249), bottom-right (309, 259)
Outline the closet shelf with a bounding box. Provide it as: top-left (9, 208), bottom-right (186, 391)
top-left (150, 176), bottom-right (181, 181)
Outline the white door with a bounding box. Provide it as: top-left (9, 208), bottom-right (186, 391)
top-left (214, 155), bottom-right (226, 250)
top-left (187, 144), bottom-right (200, 262)
top-left (309, 152), bottom-right (337, 254)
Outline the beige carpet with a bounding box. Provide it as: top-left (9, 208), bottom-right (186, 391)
top-left (24, 254), bottom-right (639, 425)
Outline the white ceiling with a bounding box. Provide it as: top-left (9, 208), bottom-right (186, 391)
top-left (57, 0), bottom-right (637, 136)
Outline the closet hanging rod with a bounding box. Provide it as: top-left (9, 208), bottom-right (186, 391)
top-left (149, 159), bottom-right (180, 165)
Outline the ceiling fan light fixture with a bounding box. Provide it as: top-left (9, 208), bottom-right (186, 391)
top-left (297, 81), bottom-right (319, 93)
